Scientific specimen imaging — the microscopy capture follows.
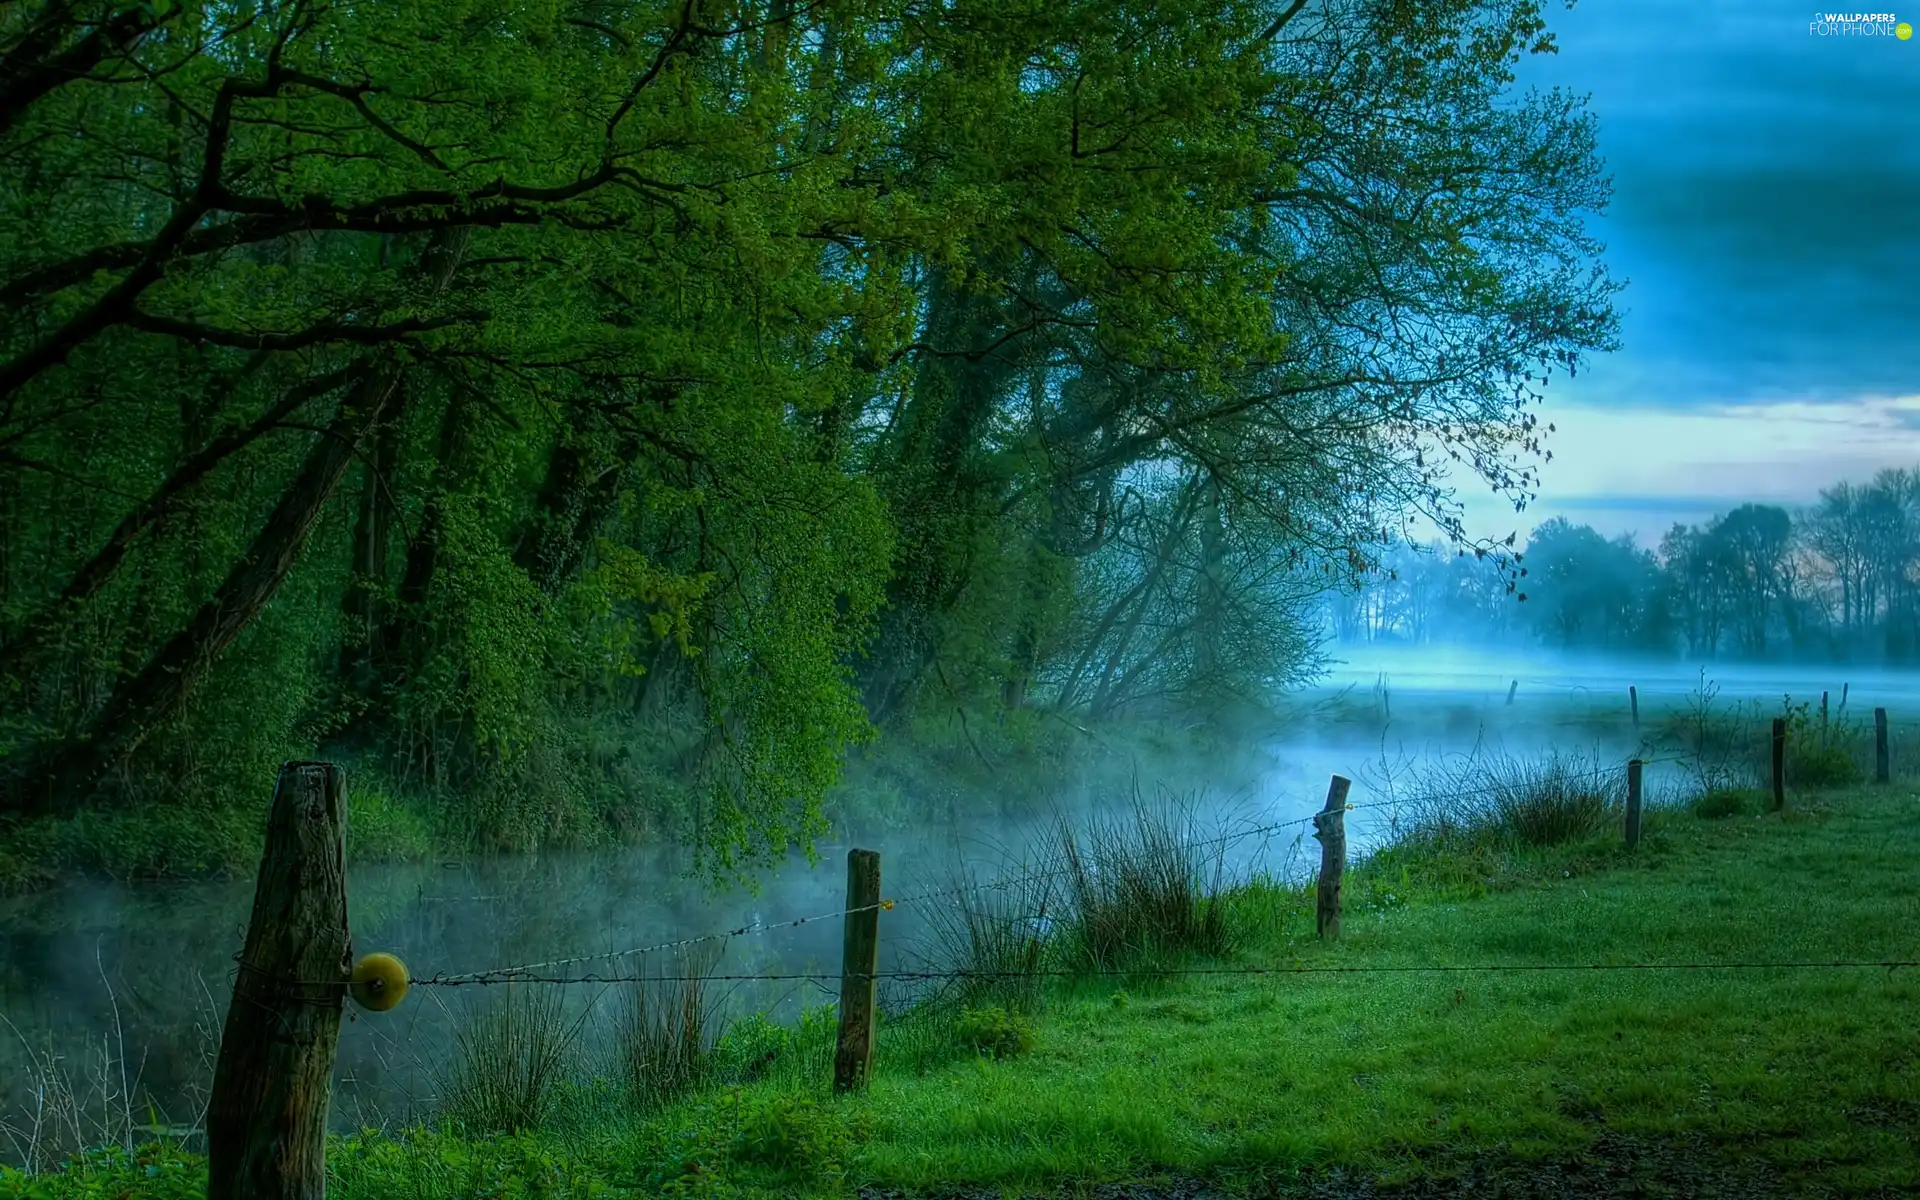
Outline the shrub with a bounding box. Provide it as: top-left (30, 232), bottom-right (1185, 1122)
top-left (955, 1006), bottom-right (1034, 1059)
top-left (1776, 698), bottom-right (1867, 788)
top-left (1692, 787), bottom-right (1766, 820)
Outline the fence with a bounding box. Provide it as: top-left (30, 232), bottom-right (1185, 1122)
top-left (205, 707), bottom-right (1912, 1198)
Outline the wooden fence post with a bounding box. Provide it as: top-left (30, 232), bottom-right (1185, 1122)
top-left (1629, 685), bottom-right (1640, 733)
top-left (1876, 707), bottom-right (1890, 783)
top-left (1771, 718), bottom-right (1787, 812)
top-left (1841, 682), bottom-right (1850, 713)
top-left (1625, 759), bottom-right (1643, 848)
top-left (1821, 691), bottom-right (1829, 735)
top-left (833, 848), bottom-right (881, 1094)
top-left (1314, 776), bottom-right (1351, 941)
top-left (208, 763), bottom-right (351, 1200)
top-left (1506, 680), bottom-right (1518, 706)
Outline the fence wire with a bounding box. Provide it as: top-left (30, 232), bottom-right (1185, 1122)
top-left (274, 748), bottom-right (1716, 991)
top-left (396, 958), bottom-right (1920, 989)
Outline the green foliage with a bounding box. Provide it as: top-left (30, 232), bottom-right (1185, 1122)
top-left (708, 1014), bottom-right (791, 1087)
top-left (328, 1127), bottom-right (619, 1200)
top-left (954, 1006), bottom-right (1035, 1060)
top-left (0, 0), bottom-right (1618, 903)
top-left (0, 1143), bottom-right (204, 1200)
top-left (1692, 787), bottom-right (1767, 820)
top-left (644, 1090), bottom-right (866, 1197)
top-left (1055, 793), bottom-right (1238, 971)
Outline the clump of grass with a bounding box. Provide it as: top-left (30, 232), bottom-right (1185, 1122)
top-left (437, 983), bottom-right (586, 1134)
top-left (644, 1088), bottom-right (867, 1195)
top-left (616, 946), bottom-right (723, 1112)
top-left (709, 1012), bottom-right (790, 1086)
top-left (954, 1006), bottom-right (1034, 1059)
top-left (1054, 789), bottom-right (1235, 971)
top-left (1398, 750), bottom-right (1625, 851)
top-left (1692, 786), bottom-right (1768, 820)
top-left (914, 855), bottom-right (1059, 1017)
top-left (1779, 698), bottom-right (1867, 788)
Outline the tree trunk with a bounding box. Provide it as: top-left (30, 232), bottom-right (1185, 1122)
top-left (337, 393), bottom-right (401, 693)
top-left (513, 431), bottom-right (640, 597)
top-left (0, 364), bottom-right (360, 682)
top-left (5, 231), bottom-right (470, 815)
top-left (8, 368), bottom-right (403, 813)
top-left (860, 264), bottom-right (1019, 723)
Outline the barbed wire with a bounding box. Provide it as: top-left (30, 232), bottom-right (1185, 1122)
top-left (381, 749), bottom-right (1701, 988)
top-left (396, 957), bottom-right (1920, 989)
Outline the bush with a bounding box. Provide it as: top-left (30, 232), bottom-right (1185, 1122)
top-left (1692, 787), bottom-right (1766, 820)
top-left (1778, 698), bottom-right (1867, 788)
top-left (955, 1006), bottom-right (1034, 1059)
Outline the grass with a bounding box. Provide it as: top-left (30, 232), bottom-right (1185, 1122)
top-left (1053, 794), bottom-right (1238, 972)
top-left (436, 983), bottom-right (590, 1135)
top-left (616, 947), bottom-right (725, 1113)
top-left (10, 765), bottom-right (1920, 1197)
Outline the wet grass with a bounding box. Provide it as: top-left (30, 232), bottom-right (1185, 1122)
top-left (847, 783), bottom-right (1920, 1196)
top-left (10, 762), bottom-right (1920, 1196)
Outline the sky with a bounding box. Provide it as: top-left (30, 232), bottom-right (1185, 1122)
top-left (1444, 0), bottom-right (1920, 549)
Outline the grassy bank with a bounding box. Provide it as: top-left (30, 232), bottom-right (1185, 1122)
top-left (8, 767), bottom-right (1919, 1197)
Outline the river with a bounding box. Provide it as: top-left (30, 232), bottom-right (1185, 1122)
top-left (3, 649), bottom-right (1912, 1156)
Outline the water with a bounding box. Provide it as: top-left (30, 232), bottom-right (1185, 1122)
top-left (4, 649), bottom-right (1916, 1152)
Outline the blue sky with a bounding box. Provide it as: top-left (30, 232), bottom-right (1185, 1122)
top-left (1450, 0), bottom-right (1920, 548)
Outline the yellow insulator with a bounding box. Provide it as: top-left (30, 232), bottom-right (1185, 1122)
top-left (349, 952), bottom-right (410, 1012)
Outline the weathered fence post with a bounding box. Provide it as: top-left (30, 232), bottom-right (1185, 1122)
top-left (1625, 759), bottom-right (1644, 848)
top-left (1842, 682), bottom-right (1850, 713)
top-left (1506, 680), bottom-right (1518, 706)
top-left (1821, 691), bottom-right (1830, 734)
top-left (1876, 707), bottom-right (1890, 784)
top-left (208, 763), bottom-right (351, 1200)
top-left (834, 848), bottom-right (881, 1094)
top-left (1771, 718), bottom-right (1787, 812)
top-left (1629, 685), bottom-right (1640, 733)
top-left (1314, 776), bottom-right (1351, 941)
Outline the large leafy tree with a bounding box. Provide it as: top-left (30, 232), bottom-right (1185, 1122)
top-left (0, 0), bottom-right (1621, 874)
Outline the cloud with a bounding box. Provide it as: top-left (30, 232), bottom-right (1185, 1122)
top-left (1513, 0), bottom-right (1920, 408)
top-left (1432, 394), bottom-right (1920, 545)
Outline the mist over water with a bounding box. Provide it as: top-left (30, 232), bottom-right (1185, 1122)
top-left (5, 643), bottom-right (1918, 1149)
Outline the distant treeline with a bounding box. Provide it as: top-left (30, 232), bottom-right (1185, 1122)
top-left (1328, 468), bottom-right (1920, 663)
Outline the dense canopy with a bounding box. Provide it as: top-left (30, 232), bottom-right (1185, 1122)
top-left (0, 0), bottom-right (1617, 874)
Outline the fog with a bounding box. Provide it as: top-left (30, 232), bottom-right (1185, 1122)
top-left (5, 642), bottom-right (1918, 1154)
